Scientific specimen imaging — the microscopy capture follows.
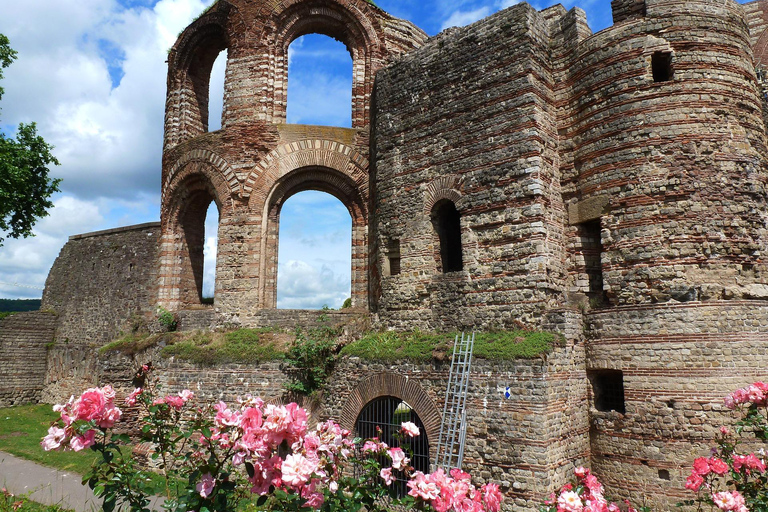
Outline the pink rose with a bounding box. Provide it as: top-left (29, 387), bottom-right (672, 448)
top-left (481, 482), bottom-right (502, 512)
top-left (164, 395), bottom-right (185, 410)
top-left (709, 457), bottom-right (729, 475)
top-left (41, 426), bottom-right (67, 451)
top-left (380, 467), bottom-right (394, 486)
top-left (407, 471), bottom-right (441, 501)
top-left (179, 389), bottom-right (194, 401)
top-left (197, 473), bottom-right (215, 498)
top-left (685, 472), bottom-right (704, 491)
top-left (388, 447), bottom-right (408, 470)
top-left (401, 421), bottom-right (420, 438)
top-left (282, 453), bottom-right (316, 488)
top-left (125, 388), bottom-right (142, 406)
top-left (97, 404), bottom-right (122, 429)
top-left (70, 429), bottom-right (96, 452)
top-left (74, 388), bottom-right (106, 421)
top-left (557, 490), bottom-right (584, 512)
top-left (693, 457), bottom-right (711, 476)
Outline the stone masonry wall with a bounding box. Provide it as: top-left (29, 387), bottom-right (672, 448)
top-left (42, 223), bottom-right (162, 347)
top-left (586, 301), bottom-right (768, 509)
top-left (0, 312), bottom-right (56, 406)
top-left (372, 3), bottom-right (569, 331)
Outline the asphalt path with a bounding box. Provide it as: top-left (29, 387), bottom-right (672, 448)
top-left (0, 451), bottom-right (164, 511)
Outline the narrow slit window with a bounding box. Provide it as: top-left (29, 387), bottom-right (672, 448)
top-left (579, 219), bottom-right (605, 303)
top-left (588, 370), bottom-right (626, 413)
top-left (431, 200), bottom-right (463, 273)
top-left (387, 239), bottom-right (401, 276)
top-left (652, 51), bottom-right (673, 83)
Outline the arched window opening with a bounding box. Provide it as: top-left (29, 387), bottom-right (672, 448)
top-left (202, 201), bottom-right (220, 304)
top-left (276, 190), bottom-right (351, 309)
top-left (287, 34), bottom-right (352, 127)
top-left (207, 50), bottom-right (227, 131)
top-left (177, 186), bottom-right (218, 306)
top-left (355, 396), bottom-right (430, 498)
top-left (431, 200), bottom-right (463, 273)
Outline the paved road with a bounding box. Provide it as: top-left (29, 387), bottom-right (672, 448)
top-left (0, 451), bottom-right (164, 511)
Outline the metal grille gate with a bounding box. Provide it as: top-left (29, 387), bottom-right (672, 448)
top-left (355, 396), bottom-right (430, 498)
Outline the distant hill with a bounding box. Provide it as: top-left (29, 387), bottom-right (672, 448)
top-left (0, 299), bottom-right (42, 312)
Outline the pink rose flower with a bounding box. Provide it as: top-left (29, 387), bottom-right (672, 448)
top-left (179, 389), bottom-right (194, 401)
top-left (685, 472), bottom-right (704, 491)
top-left (712, 490), bottom-right (747, 512)
top-left (693, 457), bottom-right (711, 476)
top-left (709, 457), bottom-right (729, 475)
top-left (197, 473), bottom-right (215, 498)
top-left (481, 482), bottom-right (502, 512)
top-left (557, 490), bottom-right (584, 512)
top-left (380, 467), bottom-right (394, 486)
top-left (388, 447), bottom-right (408, 470)
top-left (74, 388), bottom-right (106, 421)
top-left (407, 471), bottom-right (441, 501)
top-left (164, 395), bottom-right (185, 410)
top-left (282, 453), bottom-right (316, 488)
top-left (97, 404), bottom-right (122, 429)
top-left (125, 388), bottom-right (142, 406)
top-left (70, 429), bottom-right (96, 452)
top-left (401, 421), bottom-right (420, 438)
top-left (41, 426), bottom-right (67, 451)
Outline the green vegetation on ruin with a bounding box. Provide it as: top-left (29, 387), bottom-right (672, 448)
top-left (161, 328), bottom-right (288, 365)
top-left (340, 329), bottom-right (559, 362)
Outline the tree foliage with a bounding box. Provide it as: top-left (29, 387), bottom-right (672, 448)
top-left (0, 33), bottom-right (60, 246)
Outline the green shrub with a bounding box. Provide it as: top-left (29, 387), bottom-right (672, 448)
top-left (156, 306), bottom-right (177, 332)
top-left (99, 332), bottom-right (176, 356)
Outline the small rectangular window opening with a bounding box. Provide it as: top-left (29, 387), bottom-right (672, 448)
top-left (386, 239), bottom-right (401, 276)
top-left (588, 369), bottom-right (626, 413)
top-left (578, 220), bottom-right (606, 304)
top-left (652, 51), bottom-right (673, 83)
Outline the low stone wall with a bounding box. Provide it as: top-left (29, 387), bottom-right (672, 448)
top-left (0, 312), bottom-right (56, 406)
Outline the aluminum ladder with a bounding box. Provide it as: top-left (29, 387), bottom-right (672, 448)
top-left (433, 331), bottom-right (475, 471)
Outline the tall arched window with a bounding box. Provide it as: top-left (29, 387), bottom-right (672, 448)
top-left (355, 396), bottom-right (430, 497)
top-left (287, 34), bottom-right (352, 127)
top-left (207, 50), bottom-right (227, 131)
top-left (431, 199), bottom-right (463, 273)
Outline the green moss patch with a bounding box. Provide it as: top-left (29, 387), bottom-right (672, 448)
top-left (341, 329), bottom-right (559, 362)
top-left (99, 332), bottom-right (179, 356)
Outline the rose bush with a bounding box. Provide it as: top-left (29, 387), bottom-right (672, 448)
top-left (681, 382), bottom-right (768, 512)
top-left (539, 466), bottom-right (644, 512)
top-left (42, 365), bottom-right (502, 512)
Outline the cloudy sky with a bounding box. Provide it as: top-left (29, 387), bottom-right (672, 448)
top-left (0, 0), bottom-right (748, 308)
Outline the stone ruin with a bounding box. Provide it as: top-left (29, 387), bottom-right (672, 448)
top-left (3, 0), bottom-right (768, 508)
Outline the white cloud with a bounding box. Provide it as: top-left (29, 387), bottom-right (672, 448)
top-left (440, 6), bottom-right (492, 30)
top-left (276, 260), bottom-right (349, 310)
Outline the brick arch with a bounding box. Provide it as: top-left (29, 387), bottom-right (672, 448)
top-left (340, 372), bottom-right (442, 451)
top-left (163, 158), bottom-right (234, 215)
top-left (255, 164), bottom-right (369, 309)
top-left (256, 0), bottom-right (386, 128)
top-left (243, 140), bottom-right (369, 201)
top-left (158, 162), bottom-right (230, 310)
top-left (424, 175), bottom-right (463, 214)
top-left (164, 149), bottom-right (241, 200)
top-left (164, 2), bottom-right (237, 149)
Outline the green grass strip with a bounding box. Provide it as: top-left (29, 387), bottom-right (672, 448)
top-left (341, 329), bottom-right (559, 362)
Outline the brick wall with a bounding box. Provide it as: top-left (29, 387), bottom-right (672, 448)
top-left (0, 312), bottom-right (56, 406)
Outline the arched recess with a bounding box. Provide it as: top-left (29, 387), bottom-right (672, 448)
top-left (262, 0), bottom-right (383, 128)
top-left (165, 8), bottom-right (232, 149)
top-left (340, 372), bottom-right (441, 462)
top-left (258, 166), bottom-right (368, 309)
top-left (159, 161), bottom-right (232, 310)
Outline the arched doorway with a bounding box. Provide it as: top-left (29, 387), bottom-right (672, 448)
top-left (355, 396), bottom-right (430, 497)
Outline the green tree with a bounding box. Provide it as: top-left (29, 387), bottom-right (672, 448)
top-left (0, 34), bottom-right (60, 246)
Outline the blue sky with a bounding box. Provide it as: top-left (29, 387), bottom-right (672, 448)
top-left (0, 0), bottom-right (753, 307)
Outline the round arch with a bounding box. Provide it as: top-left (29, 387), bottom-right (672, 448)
top-left (258, 0), bottom-right (385, 128)
top-left (159, 162), bottom-right (229, 310)
top-left (256, 165), bottom-right (368, 309)
top-left (340, 372), bottom-right (442, 461)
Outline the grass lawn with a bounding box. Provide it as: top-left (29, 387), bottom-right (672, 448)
top-left (0, 404), bottom-right (99, 475)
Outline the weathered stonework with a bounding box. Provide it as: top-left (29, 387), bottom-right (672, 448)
top-left (20, 0), bottom-right (768, 509)
top-left (0, 312), bottom-right (56, 406)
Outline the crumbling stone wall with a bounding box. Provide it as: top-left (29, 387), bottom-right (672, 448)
top-left (0, 312), bottom-right (56, 406)
top-left (42, 223), bottom-right (162, 347)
